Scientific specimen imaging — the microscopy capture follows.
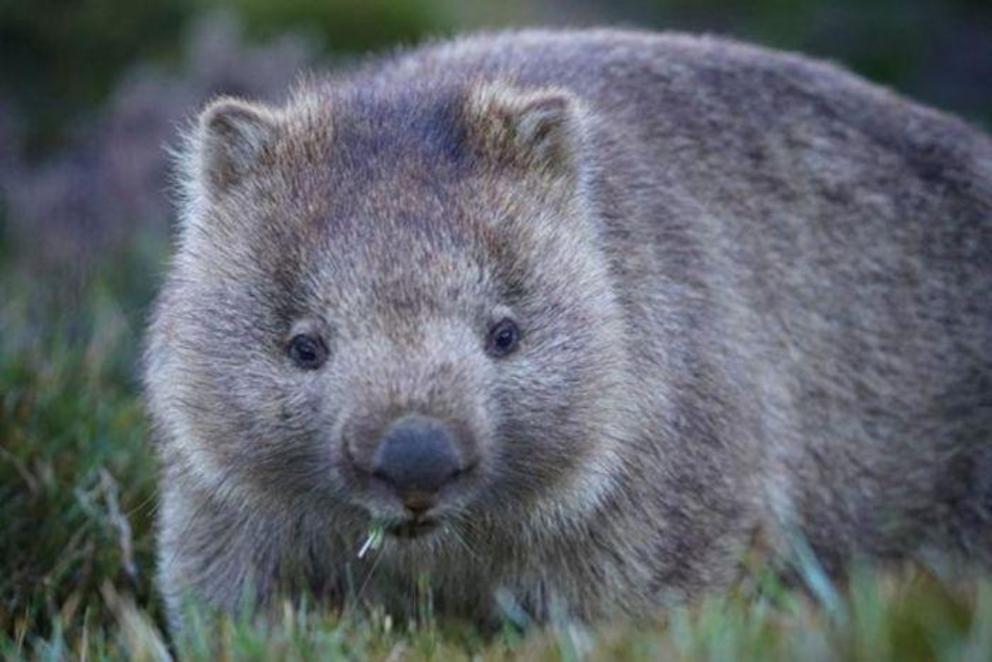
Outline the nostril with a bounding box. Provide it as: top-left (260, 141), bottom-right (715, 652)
top-left (402, 492), bottom-right (436, 516)
top-left (451, 461), bottom-right (478, 481)
top-left (370, 468), bottom-right (394, 487)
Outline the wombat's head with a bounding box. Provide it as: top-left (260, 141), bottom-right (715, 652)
top-left (145, 80), bottom-right (632, 544)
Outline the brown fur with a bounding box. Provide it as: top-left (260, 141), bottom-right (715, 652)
top-left (144, 29), bottom-right (992, 630)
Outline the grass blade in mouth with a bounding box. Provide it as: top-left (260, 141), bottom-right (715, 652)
top-left (358, 523), bottom-right (386, 559)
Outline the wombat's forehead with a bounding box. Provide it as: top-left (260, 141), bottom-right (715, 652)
top-left (283, 160), bottom-right (504, 274)
top-left (240, 89), bottom-right (517, 298)
top-left (226, 154), bottom-right (506, 311)
top-left (272, 85), bottom-right (510, 240)
top-left (311, 208), bottom-right (497, 300)
top-left (280, 85), bottom-right (470, 183)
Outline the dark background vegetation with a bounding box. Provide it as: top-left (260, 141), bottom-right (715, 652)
top-left (1, 0), bottom-right (991, 657)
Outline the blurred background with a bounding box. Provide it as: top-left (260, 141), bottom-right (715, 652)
top-left (1, 0), bottom-right (991, 642)
top-left (1, 0), bottom-right (990, 283)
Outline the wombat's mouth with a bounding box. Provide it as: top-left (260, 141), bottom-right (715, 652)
top-left (386, 518), bottom-right (439, 539)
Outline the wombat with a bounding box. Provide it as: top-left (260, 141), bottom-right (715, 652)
top-left (144, 29), bottom-right (992, 630)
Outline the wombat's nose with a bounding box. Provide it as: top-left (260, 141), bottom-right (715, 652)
top-left (371, 415), bottom-right (462, 509)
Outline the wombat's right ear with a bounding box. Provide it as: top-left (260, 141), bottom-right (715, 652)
top-left (192, 97), bottom-right (280, 197)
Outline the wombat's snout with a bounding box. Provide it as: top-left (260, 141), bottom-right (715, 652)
top-left (370, 415), bottom-right (472, 515)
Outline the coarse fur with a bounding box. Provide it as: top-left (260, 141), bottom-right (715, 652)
top-left (144, 29), bottom-right (992, 631)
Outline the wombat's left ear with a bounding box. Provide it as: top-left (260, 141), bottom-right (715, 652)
top-left (463, 82), bottom-right (587, 180)
top-left (192, 97), bottom-right (280, 198)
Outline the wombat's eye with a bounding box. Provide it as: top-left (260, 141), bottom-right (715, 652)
top-left (486, 318), bottom-right (521, 358)
top-left (287, 333), bottom-right (328, 370)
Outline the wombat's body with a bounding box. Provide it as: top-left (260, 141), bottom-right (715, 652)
top-left (145, 30), bottom-right (992, 629)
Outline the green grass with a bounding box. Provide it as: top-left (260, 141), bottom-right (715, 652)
top-left (2, 248), bottom-right (992, 660)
